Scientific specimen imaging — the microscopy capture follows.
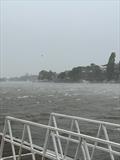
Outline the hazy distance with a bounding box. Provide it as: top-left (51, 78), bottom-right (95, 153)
top-left (0, 0), bottom-right (120, 78)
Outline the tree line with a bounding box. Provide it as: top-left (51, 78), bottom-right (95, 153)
top-left (38, 52), bottom-right (120, 82)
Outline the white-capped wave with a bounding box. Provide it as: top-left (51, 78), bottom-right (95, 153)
top-left (17, 95), bottom-right (29, 99)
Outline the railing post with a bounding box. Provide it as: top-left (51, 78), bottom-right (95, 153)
top-left (18, 124), bottom-right (26, 160)
top-left (74, 120), bottom-right (86, 160)
top-left (102, 125), bottom-right (114, 160)
top-left (83, 139), bottom-right (91, 160)
top-left (0, 119), bottom-right (7, 159)
top-left (52, 115), bottom-right (64, 158)
top-left (42, 114), bottom-right (52, 160)
top-left (7, 120), bottom-right (16, 160)
top-left (90, 124), bottom-right (102, 160)
top-left (51, 132), bottom-right (60, 160)
top-left (64, 119), bottom-right (74, 158)
top-left (26, 125), bottom-right (36, 160)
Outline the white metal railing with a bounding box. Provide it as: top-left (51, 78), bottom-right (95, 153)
top-left (0, 113), bottom-right (120, 160)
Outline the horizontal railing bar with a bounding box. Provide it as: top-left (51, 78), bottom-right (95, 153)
top-left (4, 133), bottom-right (120, 156)
top-left (3, 134), bottom-right (43, 152)
top-left (87, 143), bottom-right (120, 156)
top-left (1, 153), bottom-right (32, 160)
top-left (53, 133), bottom-right (120, 156)
top-left (3, 137), bottom-right (73, 160)
top-left (5, 116), bottom-right (120, 148)
top-left (0, 133), bottom-right (3, 136)
top-left (2, 135), bottom-right (71, 160)
top-left (3, 134), bottom-right (120, 158)
top-left (51, 133), bottom-right (79, 144)
top-left (51, 113), bottom-right (120, 127)
top-left (3, 138), bottom-right (58, 160)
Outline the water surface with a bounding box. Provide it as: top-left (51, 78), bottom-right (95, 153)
top-left (0, 82), bottom-right (120, 159)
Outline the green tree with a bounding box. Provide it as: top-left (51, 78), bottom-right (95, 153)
top-left (38, 70), bottom-right (56, 80)
top-left (89, 63), bottom-right (102, 81)
top-left (57, 72), bottom-right (66, 80)
top-left (106, 52), bottom-right (116, 80)
top-left (68, 67), bottom-right (82, 81)
top-left (118, 61), bottom-right (120, 80)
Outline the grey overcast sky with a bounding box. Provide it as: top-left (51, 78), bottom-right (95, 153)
top-left (0, 0), bottom-right (120, 77)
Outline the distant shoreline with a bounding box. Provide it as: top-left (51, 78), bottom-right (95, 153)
top-left (0, 79), bottom-right (120, 84)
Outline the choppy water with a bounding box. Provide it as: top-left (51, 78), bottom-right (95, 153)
top-left (0, 82), bottom-right (120, 126)
top-left (0, 82), bottom-right (120, 159)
